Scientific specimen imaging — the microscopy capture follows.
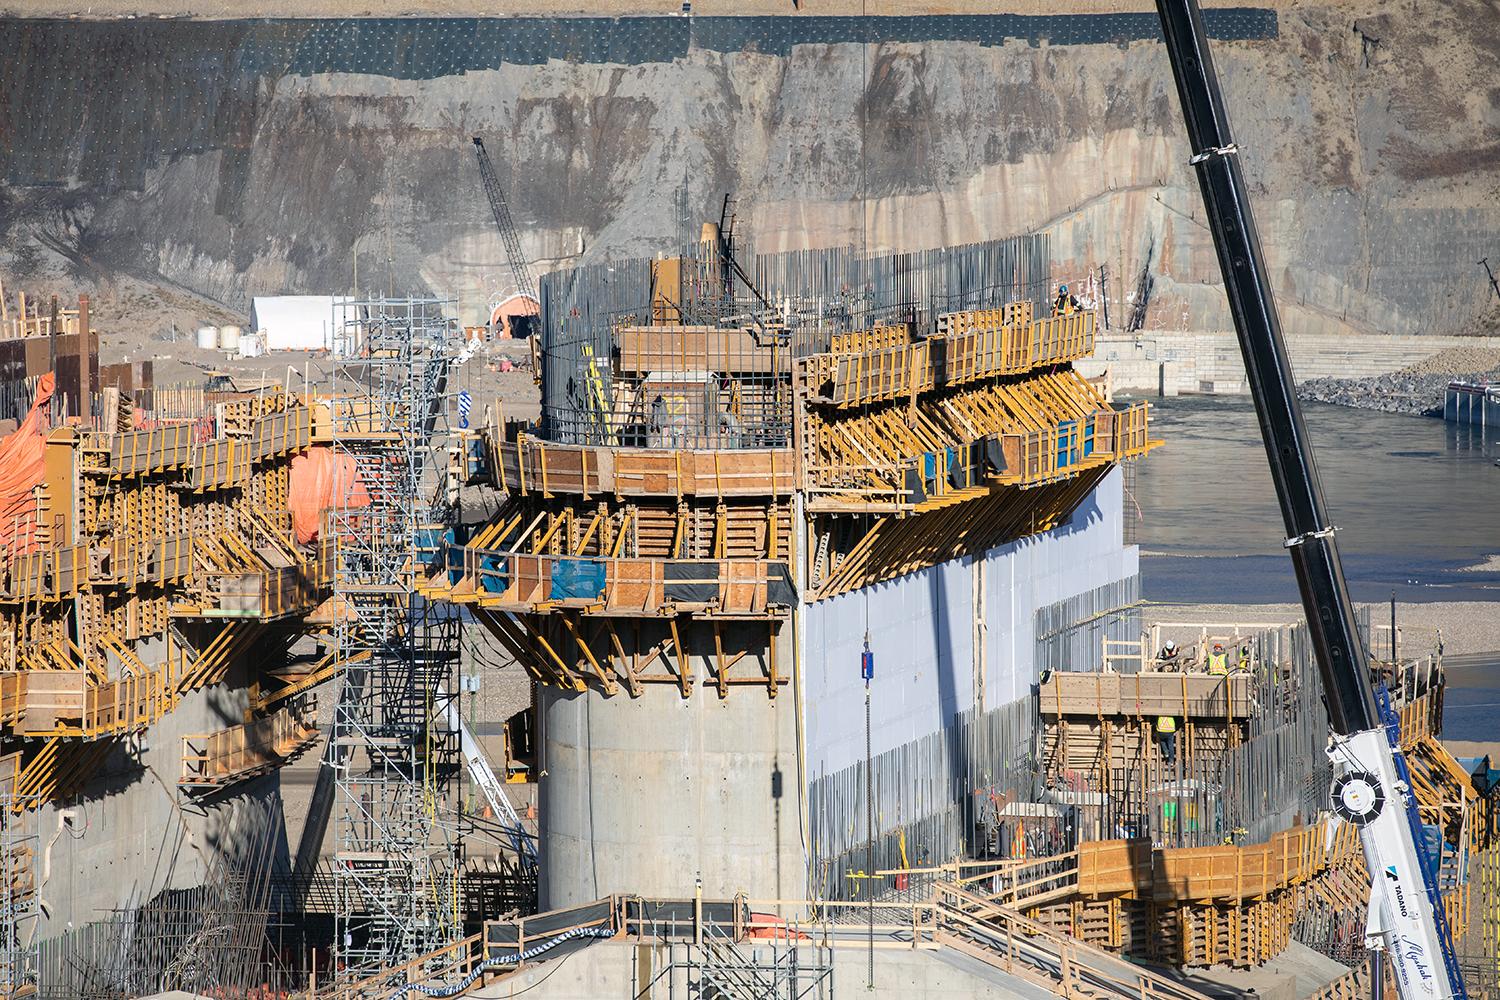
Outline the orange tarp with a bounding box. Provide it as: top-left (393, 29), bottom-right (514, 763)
top-left (288, 446), bottom-right (370, 544)
top-left (0, 373), bottom-right (54, 556)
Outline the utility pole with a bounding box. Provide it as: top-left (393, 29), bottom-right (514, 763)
top-left (1480, 257), bottom-right (1500, 304)
top-left (1098, 263), bottom-right (1111, 329)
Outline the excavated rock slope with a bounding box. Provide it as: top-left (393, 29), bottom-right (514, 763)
top-left (0, 3), bottom-right (1497, 338)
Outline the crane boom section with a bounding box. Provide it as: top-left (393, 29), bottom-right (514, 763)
top-left (472, 137), bottom-right (538, 303)
top-left (1151, 3), bottom-right (1466, 996)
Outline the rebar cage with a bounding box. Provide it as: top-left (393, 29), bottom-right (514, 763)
top-left (538, 234), bottom-right (1053, 448)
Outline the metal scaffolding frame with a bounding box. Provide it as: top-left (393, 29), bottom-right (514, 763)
top-left (1, 793), bottom-right (39, 998)
top-left (634, 920), bottom-right (835, 1000)
top-left (329, 297), bottom-right (463, 980)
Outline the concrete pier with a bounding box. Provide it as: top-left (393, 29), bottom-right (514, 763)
top-left (537, 626), bottom-right (804, 908)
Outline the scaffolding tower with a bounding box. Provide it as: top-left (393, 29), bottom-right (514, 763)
top-left (1, 793), bottom-right (39, 998)
top-left (329, 298), bottom-right (463, 980)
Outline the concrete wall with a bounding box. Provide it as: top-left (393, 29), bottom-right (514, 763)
top-left (1077, 331), bottom-right (1500, 397)
top-left (32, 644), bottom-right (287, 938)
top-left (801, 468), bottom-right (1135, 779)
top-left (537, 621), bottom-right (803, 909)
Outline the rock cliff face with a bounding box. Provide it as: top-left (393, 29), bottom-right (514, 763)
top-left (0, 5), bottom-right (1496, 335)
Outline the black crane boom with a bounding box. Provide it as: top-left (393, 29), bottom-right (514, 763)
top-left (1153, 2), bottom-right (1376, 735)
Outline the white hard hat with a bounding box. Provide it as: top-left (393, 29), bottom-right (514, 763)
top-left (1164, 640), bottom-right (1178, 652)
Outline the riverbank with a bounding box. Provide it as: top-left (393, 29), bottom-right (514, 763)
top-left (1296, 345), bottom-right (1500, 416)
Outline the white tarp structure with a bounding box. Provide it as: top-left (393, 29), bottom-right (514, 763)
top-left (249, 295), bottom-right (351, 351)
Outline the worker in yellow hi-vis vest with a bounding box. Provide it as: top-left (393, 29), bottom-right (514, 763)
top-left (1052, 283), bottom-right (1080, 317)
top-left (1206, 642), bottom-right (1229, 675)
top-left (1155, 714), bottom-right (1178, 764)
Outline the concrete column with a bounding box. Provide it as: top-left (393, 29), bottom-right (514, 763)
top-left (537, 623), bottom-right (804, 908)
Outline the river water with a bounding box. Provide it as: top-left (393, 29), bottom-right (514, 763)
top-left (1131, 396), bottom-right (1500, 605)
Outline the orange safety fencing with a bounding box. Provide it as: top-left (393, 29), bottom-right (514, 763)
top-left (0, 373), bottom-right (54, 557)
top-left (287, 446), bottom-right (370, 544)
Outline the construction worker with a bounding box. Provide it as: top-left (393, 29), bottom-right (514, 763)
top-left (1052, 283), bottom-right (1080, 316)
top-left (1237, 644), bottom-right (1252, 673)
top-left (1157, 640), bottom-right (1180, 670)
top-left (1155, 714), bottom-right (1178, 763)
top-left (1206, 642), bottom-right (1229, 675)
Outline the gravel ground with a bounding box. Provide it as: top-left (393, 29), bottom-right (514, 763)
top-left (1145, 600), bottom-right (1500, 657)
top-left (1297, 346), bottom-right (1500, 416)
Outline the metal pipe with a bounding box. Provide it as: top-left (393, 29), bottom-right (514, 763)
top-left (1152, 0), bottom-right (1377, 736)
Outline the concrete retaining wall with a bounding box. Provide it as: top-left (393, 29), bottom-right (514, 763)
top-left (1076, 332), bottom-right (1500, 396)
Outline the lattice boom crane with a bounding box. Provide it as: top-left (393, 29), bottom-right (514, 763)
top-left (472, 136), bottom-right (538, 304)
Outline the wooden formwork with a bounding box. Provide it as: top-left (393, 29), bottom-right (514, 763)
top-left (180, 700), bottom-right (318, 791)
top-left (1038, 672), bottom-right (1254, 721)
top-left (614, 325), bottom-right (791, 376)
top-left (444, 551), bottom-right (791, 621)
top-left (799, 369), bottom-right (1140, 505)
top-left (491, 435), bottom-right (796, 499)
top-left (801, 308), bottom-right (1093, 410)
top-left (1, 389), bottom-right (329, 808)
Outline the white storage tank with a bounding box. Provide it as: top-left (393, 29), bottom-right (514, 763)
top-left (218, 325), bottom-right (242, 352)
top-left (195, 325), bottom-right (219, 349)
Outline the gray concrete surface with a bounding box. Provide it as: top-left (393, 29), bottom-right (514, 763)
top-left (1077, 332), bottom-right (1500, 397)
top-left (472, 936), bottom-right (1059, 999)
top-left (33, 638), bottom-right (284, 936)
top-left (537, 622), bottom-right (803, 908)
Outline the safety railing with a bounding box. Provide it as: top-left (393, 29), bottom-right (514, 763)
top-left (310, 932), bottom-right (485, 1000)
top-left (894, 409), bottom-right (1119, 509)
top-left (79, 422), bottom-right (195, 476)
top-left (491, 433), bottom-right (796, 499)
top-left (2, 544), bottom-right (87, 603)
top-left (932, 882), bottom-right (1213, 1000)
top-left (1038, 670), bottom-right (1254, 721)
top-left (442, 550), bottom-right (794, 619)
top-left (806, 305), bottom-right (1086, 410)
top-left (1111, 400), bottom-right (1153, 458)
top-left (1030, 309), bottom-right (1096, 367)
top-left (186, 437), bottom-right (251, 491)
top-left (248, 405), bottom-right (313, 461)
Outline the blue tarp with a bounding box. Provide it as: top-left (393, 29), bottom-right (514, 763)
top-left (550, 558), bottom-right (606, 601)
top-left (1057, 421), bottom-right (1080, 468)
top-left (477, 552), bottom-right (508, 593)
